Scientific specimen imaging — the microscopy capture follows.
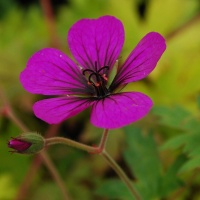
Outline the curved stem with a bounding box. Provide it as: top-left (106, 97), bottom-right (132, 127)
top-left (45, 129), bottom-right (142, 199)
top-left (46, 136), bottom-right (97, 153)
top-left (45, 129), bottom-right (109, 154)
top-left (101, 150), bottom-right (142, 200)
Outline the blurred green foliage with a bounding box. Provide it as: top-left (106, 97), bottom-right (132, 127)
top-left (1, 0), bottom-right (200, 199)
top-left (97, 126), bottom-right (186, 200)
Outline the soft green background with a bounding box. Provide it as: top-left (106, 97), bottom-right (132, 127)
top-left (0, 0), bottom-right (200, 199)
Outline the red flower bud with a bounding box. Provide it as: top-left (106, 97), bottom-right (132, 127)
top-left (8, 133), bottom-right (45, 154)
top-left (8, 138), bottom-right (32, 153)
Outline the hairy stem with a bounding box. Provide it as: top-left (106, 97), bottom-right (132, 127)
top-left (46, 136), bottom-right (97, 153)
top-left (46, 129), bottom-right (142, 199)
top-left (100, 150), bottom-right (142, 200)
top-left (98, 129), bottom-right (109, 152)
top-left (45, 129), bottom-right (109, 154)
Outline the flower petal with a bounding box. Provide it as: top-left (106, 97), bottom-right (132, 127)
top-left (33, 97), bottom-right (92, 124)
top-left (110, 32), bottom-right (166, 90)
top-left (68, 16), bottom-right (124, 72)
top-left (20, 48), bottom-right (89, 95)
top-left (90, 92), bottom-right (153, 129)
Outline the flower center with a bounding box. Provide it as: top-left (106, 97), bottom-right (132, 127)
top-left (83, 65), bottom-right (110, 99)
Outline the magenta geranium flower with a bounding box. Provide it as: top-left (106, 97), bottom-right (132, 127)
top-left (20, 16), bottom-right (166, 129)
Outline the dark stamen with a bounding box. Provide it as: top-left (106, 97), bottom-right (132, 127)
top-left (82, 65), bottom-right (110, 99)
top-left (82, 69), bottom-right (94, 75)
top-left (97, 66), bottom-right (109, 73)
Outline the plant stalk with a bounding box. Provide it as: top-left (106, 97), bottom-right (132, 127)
top-left (45, 129), bottom-right (109, 154)
top-left (100, 150), bottom-right (142, 200)
top-left (46, 129), bottom-right (142, 199)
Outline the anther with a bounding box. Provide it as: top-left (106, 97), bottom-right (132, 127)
top-left (95, 83), bottom-right (100, 87)
top-left (83, 69), bottom-right (94, 75)
top-left (102, 74), bottom-right (108, 81)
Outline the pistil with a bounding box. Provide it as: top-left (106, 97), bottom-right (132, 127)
top-left (83, 66), bottom-right (110, 99)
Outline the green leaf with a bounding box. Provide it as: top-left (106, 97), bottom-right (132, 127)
top-left (161, 133), bottom-right (189, 150)
top-left (161, 131), bottom-right (200, 173)
top-left (160, 155), bottom-right (186, 197)
top-left (96, 179), bottom-right (132, 200)
top-left (188, 146), bottom-right (200, 157)
top-left (152, 106), bottom-right (191, 130)
top-left (123, 126), bottom-right (162, 199)
top-left (162, 132), bottom-right (200, 156)
top-left (179, 156), bottom-right (200, 173)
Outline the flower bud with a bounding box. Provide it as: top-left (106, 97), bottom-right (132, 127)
top-left (8, 133), bottom-right (45, 154)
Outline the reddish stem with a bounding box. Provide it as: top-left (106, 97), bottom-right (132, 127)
top-left (40, 0), bottom-right (60, 48)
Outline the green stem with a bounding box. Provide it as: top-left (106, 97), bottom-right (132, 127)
top-left (98, 129), bottom-right (109, 151)
top-left (46, 129), bottom-right (142, 200)
top-left (101, 150), bottom-right (142, 200)
top-left (46, 136), bottom-right (97, 153)
top-left (45, 129), bottom-right (109, 154)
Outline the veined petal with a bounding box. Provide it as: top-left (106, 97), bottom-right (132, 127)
top-left (68, 15), bottom-right (124, 72)
top-left (90, 92), bottom-right (153, 129)
top-left (20, 48), bottom-right (89, 95)
top-left (33, 97), bottom-right (92, 124)
top-left (110, 32), bottom-right (166, 90)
